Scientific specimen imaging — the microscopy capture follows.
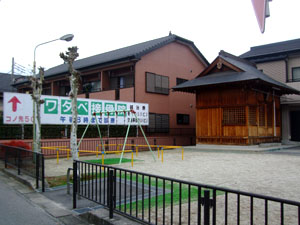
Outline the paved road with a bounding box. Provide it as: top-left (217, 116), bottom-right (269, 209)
top-left (0, 171), bottom-right (61, 225)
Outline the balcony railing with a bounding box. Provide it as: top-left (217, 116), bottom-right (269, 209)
top-left (109, 83), bottom-right (134, 91)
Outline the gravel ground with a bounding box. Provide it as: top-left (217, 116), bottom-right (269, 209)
top-left (45, 148), bottom-right (300, 224)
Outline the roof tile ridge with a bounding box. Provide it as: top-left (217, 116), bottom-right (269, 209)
top-left (250, 38), bottom-right (300, 51)
top-left (219, 50), bottom-right (257, 68)
top-left (134, 35), bottom-right (176, 57)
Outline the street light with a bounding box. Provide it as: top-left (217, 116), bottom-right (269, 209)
top-left (32, 34), bottom-right (74, 152)
top-left (33, 34), bottom-right (74, 75)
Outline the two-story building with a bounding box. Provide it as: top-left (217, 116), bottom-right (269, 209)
top-left (240, 38), bottom-right (300, 143)
top-left (14, 34), bottom-right (209, 143)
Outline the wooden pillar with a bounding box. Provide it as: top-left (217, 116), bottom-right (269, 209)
top-left (246, 105), bottom-right (249, 144)
top-left (256, 105), bottom-right (259, 140)
top-left (273, 93), bottom-right (276, 137)
top-left (264, 104), bottom-right (267, 129)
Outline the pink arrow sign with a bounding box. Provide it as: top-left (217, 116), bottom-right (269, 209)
top-left (251, 0), bottom-right (269, 33)
top-left (8, 96), bottom-right (21, 112)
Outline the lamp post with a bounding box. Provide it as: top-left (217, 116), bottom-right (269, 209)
top-left (32, 34), bottom-right (74, 152)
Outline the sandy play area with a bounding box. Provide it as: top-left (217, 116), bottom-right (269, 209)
top-left (45, 148), bottom-right (300, 224)
top-left (45, 148), bottom-right (300, 200)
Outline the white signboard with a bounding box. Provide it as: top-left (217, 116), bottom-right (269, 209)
top-left (3, 92), bottom-right (149, 125)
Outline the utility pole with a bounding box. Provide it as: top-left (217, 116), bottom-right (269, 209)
top-left (11, 57), bottom-right (14, 91)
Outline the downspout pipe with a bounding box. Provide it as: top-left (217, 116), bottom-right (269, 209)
top-left (285, 57), bottom-right (289, 82)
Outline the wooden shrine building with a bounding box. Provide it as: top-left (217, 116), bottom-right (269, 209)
top-left (173, 51), bottom-right (299, 145)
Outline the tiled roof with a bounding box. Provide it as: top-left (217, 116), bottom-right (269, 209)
top-left (173, 51), bottom-right (299, 95)
top-left (0, 73), bottom-right (23, 92)
top-left (44, 34), bottom-right (209, 78)
top-left (240, 38), bottom-right (300, 59)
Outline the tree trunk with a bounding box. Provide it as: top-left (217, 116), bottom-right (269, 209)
top-left (30, 68), bottom-right (44, 153)
top-left (36, 67), bottom-right (44, 153)
top-left (60, 47), bottom-right (80, 160)
top-left (31, 76), bottom-right (37, 152)
top-left (69, 73), bottom-right (79, 160)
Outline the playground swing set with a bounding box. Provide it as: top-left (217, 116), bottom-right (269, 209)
top-left (41, 109), bottom-right (185, 165)
top-left (77, 109), bottom-right (156, 165)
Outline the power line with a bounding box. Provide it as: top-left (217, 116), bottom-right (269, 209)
top-left (12, 61), bottom-right (32, 75)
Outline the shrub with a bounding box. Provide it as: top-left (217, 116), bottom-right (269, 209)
top-left (2, 140), bottom-right (31, 150)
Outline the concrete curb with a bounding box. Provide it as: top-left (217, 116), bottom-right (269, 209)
top-left (183, 143), bottom-right (300, 154)
top-left (2, 168), bottom-right (36, 190)
top-left (0, 164), bottom-right (142, 225)
top-left (0, 167), bottom-right (92, 225)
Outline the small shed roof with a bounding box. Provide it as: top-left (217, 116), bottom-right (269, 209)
top-left (173, 51), bottom-right (299, 95)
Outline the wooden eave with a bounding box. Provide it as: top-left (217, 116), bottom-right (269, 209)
top-left (197, 57), bottom-right (243, 78)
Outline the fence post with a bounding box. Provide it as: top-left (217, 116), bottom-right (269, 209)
top-left (36, 154), bottom-right (40, 189)
top-left (17, 149), bottom-right (21, 175)
top-left (204, 190), bottom-right (210, 225)
top-left (4, 147), bottom-right (7, 168)
top-left (73, 161), bottom-right (77, 209)
top-left (41, 155), bottom-right (45, 192)
top-left (131, 139), bottom-right (134, 151)
top-left (56, 148), bottom-right (59, 164)
top-left (108, 169), bottom-right (114, 219)
top-left (113, 169), bottom-right (117, 208)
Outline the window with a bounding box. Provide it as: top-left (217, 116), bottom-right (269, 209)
top-left (147, 113), bottom-right (169, 133)
top-left (222, 107), bottom-right (246, 126)
top-left (108, 66), bottom-right (134, 90)
top-left (259, 105), bottom-right (265, 126)
top-left (119, 77), bottom-right (125, 88)
top-left (176, 78), bottom-right (188, 85)
top-left (59, 86), bottom-right (70, 96)
top-left (249, 106), bottom-right (257, 126)
top-left (82, 73), bottom-right (101, 93)
top-left (177, 114), bottom-right (190, 125)
top-left (292, 67), bottom-right (300, 82)
top-left (146, 72), bottom-right (169, 95)
top-left (110, 75), bottom-right (134, 89)
top-left (42, 88), bottom-right (51, 95)
top-left (83, 80), bottom-right (101, 93)
top-left (42, 83), bottom-right (51, 95)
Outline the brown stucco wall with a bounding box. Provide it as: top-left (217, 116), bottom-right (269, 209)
top-left (135, 41), bottom-right (207, 129)
top-left (120, 87), bottom-right (134, 102)
top-left (78, 89), bottom-right (116, 100)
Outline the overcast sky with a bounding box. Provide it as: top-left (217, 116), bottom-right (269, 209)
top-left (0, 0), bottom-right (299, 75)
